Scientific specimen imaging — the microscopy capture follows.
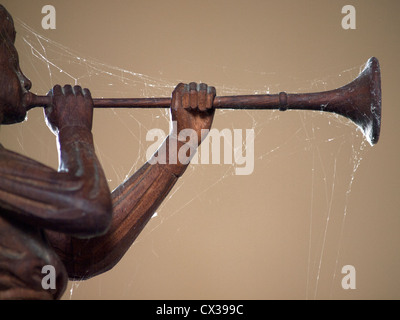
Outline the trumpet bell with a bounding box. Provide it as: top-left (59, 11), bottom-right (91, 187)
top-left (328, 57), bottom-right (381, 146)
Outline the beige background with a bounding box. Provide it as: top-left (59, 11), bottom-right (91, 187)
top-left (1, 0), bottom-right (399, 299)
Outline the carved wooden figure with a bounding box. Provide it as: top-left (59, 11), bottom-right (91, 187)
top-left (0, 3), bottom-right (383, 300)
top-left (0, 5), bottom-right (216, 299)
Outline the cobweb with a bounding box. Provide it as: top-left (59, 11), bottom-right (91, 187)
top-left (1, 18), bottom-right (372, 299)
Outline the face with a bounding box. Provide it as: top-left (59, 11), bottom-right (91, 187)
top-left (0, 7), bottom-right (32, 124)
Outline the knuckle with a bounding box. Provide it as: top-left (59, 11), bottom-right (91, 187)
top-left (189, 82), bottom-right (198, 92)
top-left (208, 86), bottom-right (216, 94)
top-left (73, 85), bottom-right (82, 93)
top-left (174, 82), bottom-right (185, 93)
top-left (199, 83), bottom-right (208, 91)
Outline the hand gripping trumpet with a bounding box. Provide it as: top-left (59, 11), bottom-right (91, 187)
top-left (24, 57), bottom-right (382, 146)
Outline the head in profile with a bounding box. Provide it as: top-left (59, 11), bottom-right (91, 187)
top-left (0, 4), bottom-right (32, 125)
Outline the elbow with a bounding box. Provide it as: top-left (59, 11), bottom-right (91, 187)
top-left (67, 257), bottom-right (118, 281)
top-left (74, 196), bottom-right (113, 238)
top-left (57, 193), bottom-right (113, 238)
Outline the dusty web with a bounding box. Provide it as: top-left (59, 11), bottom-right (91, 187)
top-left (1, 18), bottom-right (372, 299)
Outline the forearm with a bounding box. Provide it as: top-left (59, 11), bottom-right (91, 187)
top-left (57, 126), bottom-right (110, 202)
top-left (49, 136), bottom-right (190, 279)
top-left (57, 126), bottom-right (95, 174)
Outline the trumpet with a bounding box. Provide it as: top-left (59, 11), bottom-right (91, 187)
top-left (24, 57), bottom-right (381, 146)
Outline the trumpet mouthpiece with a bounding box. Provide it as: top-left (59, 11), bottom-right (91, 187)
top-left (23, 92), bottom-right (49, 111)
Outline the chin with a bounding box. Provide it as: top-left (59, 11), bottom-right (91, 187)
top-left (2, 109), bottom-right (27, 124)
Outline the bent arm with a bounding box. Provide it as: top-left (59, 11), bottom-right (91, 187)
top-left (47, 136), bottom-right (187, 279)
top-left (0, 125), bottom-right (112, 237)
top-left (46, 82), bottom-right (215, 280)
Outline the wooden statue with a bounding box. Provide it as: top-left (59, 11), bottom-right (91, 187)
top-left (0, 3), bottom-right (382, 300)
top-left (0, 5), bottom-right (216, 299)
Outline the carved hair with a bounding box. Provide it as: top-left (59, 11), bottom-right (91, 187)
top-left (0, 5), bottom-right (15, 42)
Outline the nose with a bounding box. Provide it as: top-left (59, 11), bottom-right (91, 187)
top-left (16, 65), bottom-right (32, 91)
top-left (24, 78), bottom-right (32, 91)
top-left (21, 74), bottom-right (32, 91)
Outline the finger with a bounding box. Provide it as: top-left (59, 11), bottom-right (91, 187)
top-left (73, 85), bottom-right (84, 98)
top-left (172, 83), bottom-right (185, 111)
top-left (49, 85), bottom-right (63, 110)
top-left (45, 85), bottom-right (62, 123)
top-left (198, 83), bottom-right (208, 111)
top-left (172, 82), bottom-right (185, 96)
top-left (83, 88), bottom-right (92, 99)
top-left (82, 88), bottom-right (94, 109)
top-left (206, 86), bottom-right (216, 110)
top-left (48, 84), bottom-right (62, 97)
top-left (207, 85), bottom-right (216, 97)
top-left (182, 83), bottom-right (190, 110)
top-left (189, 82), bottom-right (198, 110)
top-left (62, 84), bottom-right (73, 96)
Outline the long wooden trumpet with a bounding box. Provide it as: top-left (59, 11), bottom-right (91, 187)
top-left (23, 57), bottom-right (381, 146)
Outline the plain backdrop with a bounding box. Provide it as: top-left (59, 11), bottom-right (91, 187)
top-left (1, 0), bottom-right (399, 300)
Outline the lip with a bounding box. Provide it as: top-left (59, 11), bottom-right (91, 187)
top-left (22, 91), bottom-right (35, 111)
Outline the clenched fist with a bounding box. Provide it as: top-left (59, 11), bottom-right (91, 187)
top-left (170, 82), bottom-right (216, 147)
top-left (45, 85), bottom-right (93, 135)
